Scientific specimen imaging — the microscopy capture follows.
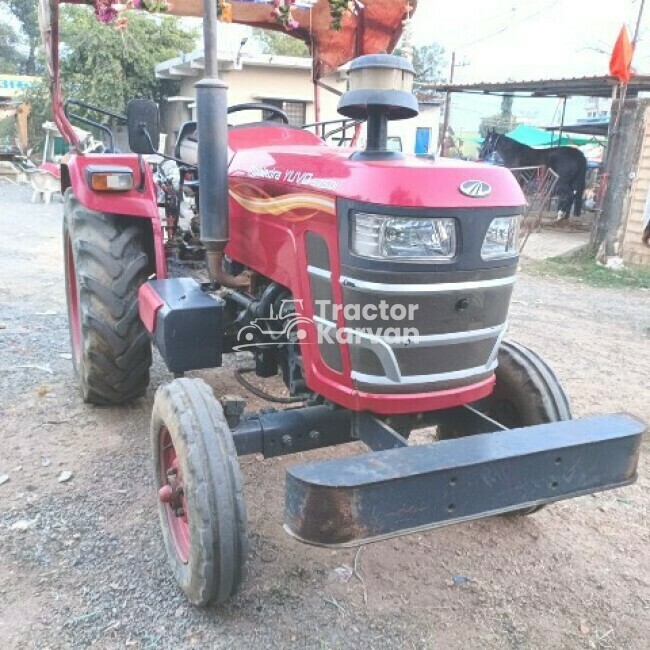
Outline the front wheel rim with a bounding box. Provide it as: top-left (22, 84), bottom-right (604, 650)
top-left (158, 426), bottom-right (190, 564)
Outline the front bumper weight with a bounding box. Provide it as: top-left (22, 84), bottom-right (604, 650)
top-left (284, 413), bottom-right (644, 547)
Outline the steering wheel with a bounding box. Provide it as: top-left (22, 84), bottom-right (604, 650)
top-left (227, 103), bottom-right (289, 125)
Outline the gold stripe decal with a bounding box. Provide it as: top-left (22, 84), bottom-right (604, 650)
top-left (229, 182), bottom-right (335, 222)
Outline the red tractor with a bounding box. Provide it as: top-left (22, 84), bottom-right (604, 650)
top-left (42, 0), bottom-right (644, 606)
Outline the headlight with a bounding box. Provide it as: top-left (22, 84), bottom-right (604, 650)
top-left (481, 216), bottom-right (520, 260)
top-left (351, 212), bottom-right (457, 261)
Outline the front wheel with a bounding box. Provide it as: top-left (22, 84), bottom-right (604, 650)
top-left (151, 378), bottom-right (248, 606)
top-left (438, 340), bottom-right (572, 514)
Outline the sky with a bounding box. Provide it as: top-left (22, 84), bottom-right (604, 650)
top-left (3, 0), bottom-right (644, 133)
top-left (128, 0), bottom-right (650, 134)
top-left (409, 0), bottom-right (650, 132)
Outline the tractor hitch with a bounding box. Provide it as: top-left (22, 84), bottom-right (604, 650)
top-left (284, 413), bottom-right (644, 547)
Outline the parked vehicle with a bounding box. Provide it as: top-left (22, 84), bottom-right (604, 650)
top-left (41, 0), bottom-right (644, 608)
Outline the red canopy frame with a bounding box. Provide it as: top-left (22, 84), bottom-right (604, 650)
top-left (39, 0), bottom-right (417, 147)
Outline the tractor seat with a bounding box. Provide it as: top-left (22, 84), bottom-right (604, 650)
top-left (175, 121), bottom-right (323, 167)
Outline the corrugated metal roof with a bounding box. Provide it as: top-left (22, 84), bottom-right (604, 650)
top-left (422, 75), bottom-right (650, 98)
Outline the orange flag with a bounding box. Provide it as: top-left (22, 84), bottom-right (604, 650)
top-left (609, 25), bottom-right (634, 84)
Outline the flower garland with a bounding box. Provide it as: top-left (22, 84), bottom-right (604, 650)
top-left (94, 0), bottom-right (168, 28)
top-left (93, 0), bottom-right (353, 32)
top-left (271, 1), bottom-right (299, 31)
top-left (328, 0), bottom-right (353, 31)
top-left (94, 0), bottom-right (121, 24)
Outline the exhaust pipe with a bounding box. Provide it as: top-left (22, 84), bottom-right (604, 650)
top-left (197, 0), bottom-right (249, 289)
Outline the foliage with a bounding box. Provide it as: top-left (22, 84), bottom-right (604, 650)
top-left (12, 4), bottom-right (196, 151)
top-left (327, 0), bottom-right (349, 30)
top-left (529, 250), bottom-right (650, 290)
top-left (479, 93), bottom-right (517, 137)
top-left (1, 0), bottom-right (41, 74)
top-left (393, 43), bottom-right (446, 101)
top-left (251, 28), bottom-right (310, 57)
top-left (25, 79), bottom-right (52, 152)
top-left (0, 21), bottom-right (23, 73)
top-left (57, 6), bottom-right (197, 114)
top-left (0, 115), bottom-right (15, 145)
top-left (394, 43), bottom-right (446, 84)
top-left (411, 44), bottom-right (446, 84)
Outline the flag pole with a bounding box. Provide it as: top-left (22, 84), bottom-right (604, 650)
top-left (609, 4), bottom-right (642, 144)
top-left (632, 0), bottom-right (646, 46)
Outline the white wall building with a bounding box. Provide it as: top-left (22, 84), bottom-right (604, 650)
top-left (155, 50), bottom-right (442, 156)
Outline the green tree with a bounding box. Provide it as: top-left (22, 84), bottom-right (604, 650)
top-left (479, 94), bottom-right (517, 137)
top-left (251, 28), bottom-right (310, 57)
top-left (3, 0), bottom-right (41, 74)
top-left (412, 44), bottom-right (446, 84)
top-left (394, 43), bottom-right (446, 84)
top-left (0, 21), bottom-right (23, 73)
top-left (20, 5), bottom-right (196, 152)
top-left (58, 6), bottom-right (197, 112)
top-left (25, 78), bottom-right (51, 150)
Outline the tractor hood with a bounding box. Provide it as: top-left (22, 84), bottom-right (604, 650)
top-left (226, 126), bottom-right (525, 210)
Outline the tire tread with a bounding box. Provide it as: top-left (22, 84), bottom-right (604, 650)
top-left (63, 188), bottom-right (152, 404)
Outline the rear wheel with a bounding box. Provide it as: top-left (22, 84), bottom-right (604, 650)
top-left (63, 189), bottom-right (152, 404)
top-left (151, 378), bottom-right (248, 606)
top-left (437, 340), bottom-right (572, 514)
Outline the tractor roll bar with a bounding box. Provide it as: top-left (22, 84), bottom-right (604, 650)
top-left (63, 99), bottom-right (128, 151)
top-left (40, 0), bottom-right (80, 148)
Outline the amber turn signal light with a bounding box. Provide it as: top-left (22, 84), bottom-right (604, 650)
top-left (87, 168), bottom-right (134, 192)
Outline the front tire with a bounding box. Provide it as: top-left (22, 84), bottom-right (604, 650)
top-left (63, 189), bottom-right (152, 404)
top-left (151, 378), bottom-right (248, 606)
top-left (438, 341), bottom-right (572, 514)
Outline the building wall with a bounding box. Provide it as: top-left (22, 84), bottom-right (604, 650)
top-left (162, 61), bottom-right (442, 159)
top-left (177, 64), bottom-right (344, 126)
top-left (160, 100), bottom-right (193, 155)
top-left (621, 104), bottom-right (650, 266)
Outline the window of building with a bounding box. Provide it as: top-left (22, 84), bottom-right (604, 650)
top-left (261, 99), bottom-right (307, 127)
top-left (387, 136), bottom-right (403, 152)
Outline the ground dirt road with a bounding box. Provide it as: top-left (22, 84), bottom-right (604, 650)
top-left (0, 182), bottom-right (649, 649)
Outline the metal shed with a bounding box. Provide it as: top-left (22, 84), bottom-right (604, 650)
top-left (425, 75), bottom-right (650, 266)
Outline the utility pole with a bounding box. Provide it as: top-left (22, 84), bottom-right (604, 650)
top-left (440, 52), bottom-right (469, 157)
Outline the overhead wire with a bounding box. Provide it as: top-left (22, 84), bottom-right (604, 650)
top-left (456, 0), bottom-right (563, 50)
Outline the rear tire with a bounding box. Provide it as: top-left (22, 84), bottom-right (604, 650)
top-left (63, 189), bottom-right (152, 404)
top-left (151, 378), bottom-right (248, 606)
top-left (438, 340), bottom-right (572, 514)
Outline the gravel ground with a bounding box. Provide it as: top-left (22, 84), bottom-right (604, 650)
top-left (0, 181), bottom-right (649, 649)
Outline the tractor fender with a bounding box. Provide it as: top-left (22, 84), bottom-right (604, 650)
top-left (61, 153), bottom-right (166, 279)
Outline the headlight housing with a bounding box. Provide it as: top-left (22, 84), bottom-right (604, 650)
top-left (481, 216), bottom-right (520, 260)
top-left (86, 167), bottom-right (134, 192)
top-left (351, 212), bottom-right (457, 262)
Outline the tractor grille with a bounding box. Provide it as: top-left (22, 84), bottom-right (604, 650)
top-left (306, 266), bottom-right (514, 393)
top-left (305, 200), bottom-right (522, 394)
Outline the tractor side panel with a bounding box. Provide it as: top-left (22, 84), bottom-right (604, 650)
top-left (226, 178), bottom-right (353, 397)
top-left (225, 179), bottom-right (497, 413)
top-left (63, 154), bottom-right (166, 279)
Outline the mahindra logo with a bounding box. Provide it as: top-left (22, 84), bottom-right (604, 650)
top-left (459, 180), bottom-right (492, 198)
